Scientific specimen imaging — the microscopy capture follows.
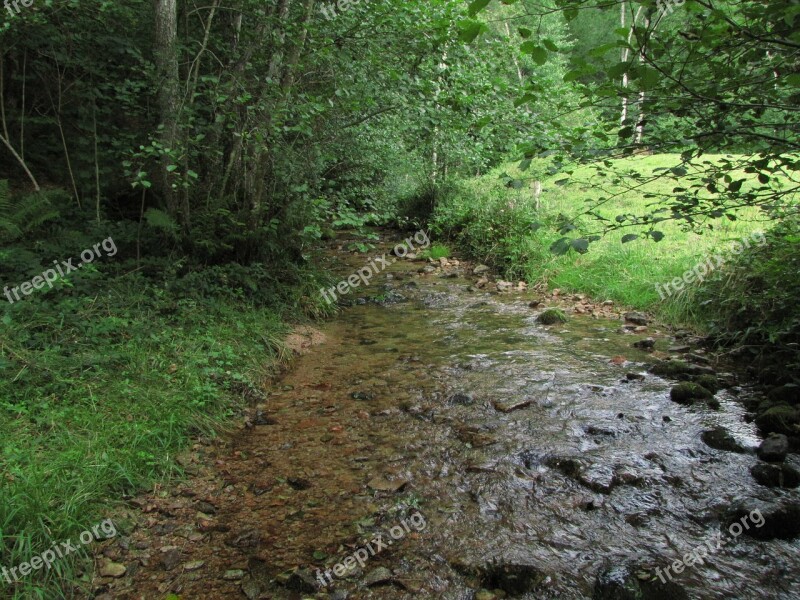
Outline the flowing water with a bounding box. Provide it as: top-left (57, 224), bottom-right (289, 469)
top-left (121, 231), bottom-right (800, 600)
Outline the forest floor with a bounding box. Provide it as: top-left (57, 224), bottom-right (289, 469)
top-left (88, 230), bottom-right (800, 600)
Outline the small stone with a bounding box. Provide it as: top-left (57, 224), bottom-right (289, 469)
top-left (160, 549), bottom-right (183, 571)
top-left (100, 561), bottom-right (127, 578)
top-left (183, 560), bottom-right (205, 571)
top-left (633, 337), bottom-right (655, 350)
top-left (287, 477), bottom-right (312, 490)
top-left (364, 566), bottom-right (394, 587)
top-left (668, 345), bottom-right (692, 353)
top-left (473, 265), bottom-right (491, 275)
top-left (496, 280), bottom-right (514, 292)
top-left (286, 568), bottom-right (320, 592)
top-left (223, 569), bottom-right (245, 580)
top-left (367, 477), bottom-right (408, 493)
top-left (624, 311), bottom-right (649, 326)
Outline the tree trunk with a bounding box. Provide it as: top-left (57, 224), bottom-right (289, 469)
top-left (154, 0), bottom-right (183, 227)
top-left (620, 4), bottom-right (643, 128)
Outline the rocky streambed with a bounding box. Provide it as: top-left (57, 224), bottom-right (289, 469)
top-left (94, 230), bottom-right (800, 600)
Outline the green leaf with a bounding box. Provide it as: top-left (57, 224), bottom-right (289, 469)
top-left (638, 66), bottom-right (661, 90)
top-left (621, 234), bottom-right (639, 244)
top-left (550, 237), bottom-right (571, 255)
top-left (542, 39), bottom-right (559, 52)
top-left (518, 27), bottom-right (532, 39)
top-left (459, 21), bottom-right (486, 44)
top-left (571, 238), bottom-right (589, 253)
top-left (521, 43), bottom-right (547, 65)
top-left (650, 231), bottom-right (665, 242)
top-left (468, 0), bottom-right (491, 17)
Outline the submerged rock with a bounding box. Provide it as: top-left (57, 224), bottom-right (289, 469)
top-left (701, 427), bottom-right (747, 453)
top-left (751, 462), bottom-right (800, 488)
top-left (544, 455), bottom-right (617, 494)
top-left (725, 498), bottom-right (800, 540)
top-left (482, 562), bottom-right (547, 595)
top-left (593, 564), bottom-right (688, 600)
top-left (448, 392), bottom-right (474, 406)
top-left (452, 559), bottom-right (548, 595)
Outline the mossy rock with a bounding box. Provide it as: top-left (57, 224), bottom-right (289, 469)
top-left (649, 360), bottom-right (693, 379)
top-left (537, 308), bottom-right (568, 325)
top-left (755, 405), bottom-right (800, 436)
top-left (767, 384), bottom-right (800, 406)
top-left (670, 382), bottom-right (714, 405)
top-left (693, 374), bottom-right (722, 393)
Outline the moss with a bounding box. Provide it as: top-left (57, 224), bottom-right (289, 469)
top-left (693, 374), bottom-right (722, 393)
top-left (755, 405), bottom-right (800, 436)
top-left (670, 382), bottom-right (714, 405)
top-left (650, 360), bottom-right (693, 379)
top-left (537, 308), bottom-right (568, 325)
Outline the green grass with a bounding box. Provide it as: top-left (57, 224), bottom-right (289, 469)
top-left (432, 153), bottom-right (797, 327)
top-left (420, 243), bottom-right (452, 260)
top-left (0, 275), bottom-right (303, 598)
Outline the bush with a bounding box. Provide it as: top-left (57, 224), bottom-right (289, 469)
top-left (697, 217), bottom-right (800, 380)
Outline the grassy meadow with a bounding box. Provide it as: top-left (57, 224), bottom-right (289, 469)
top-left (431, 153), bottom-right (793, 327)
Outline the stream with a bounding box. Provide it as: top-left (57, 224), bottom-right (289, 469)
top-left (112, 230), bottom-right (800, 600)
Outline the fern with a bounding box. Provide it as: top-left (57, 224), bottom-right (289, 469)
top-left (0, 181), bottom-right (60, 244)
top-left (144, 208), bottom-right (178, 238)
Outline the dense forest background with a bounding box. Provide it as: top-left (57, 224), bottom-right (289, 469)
top-left (0, 0), bottom-right (798, 596)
